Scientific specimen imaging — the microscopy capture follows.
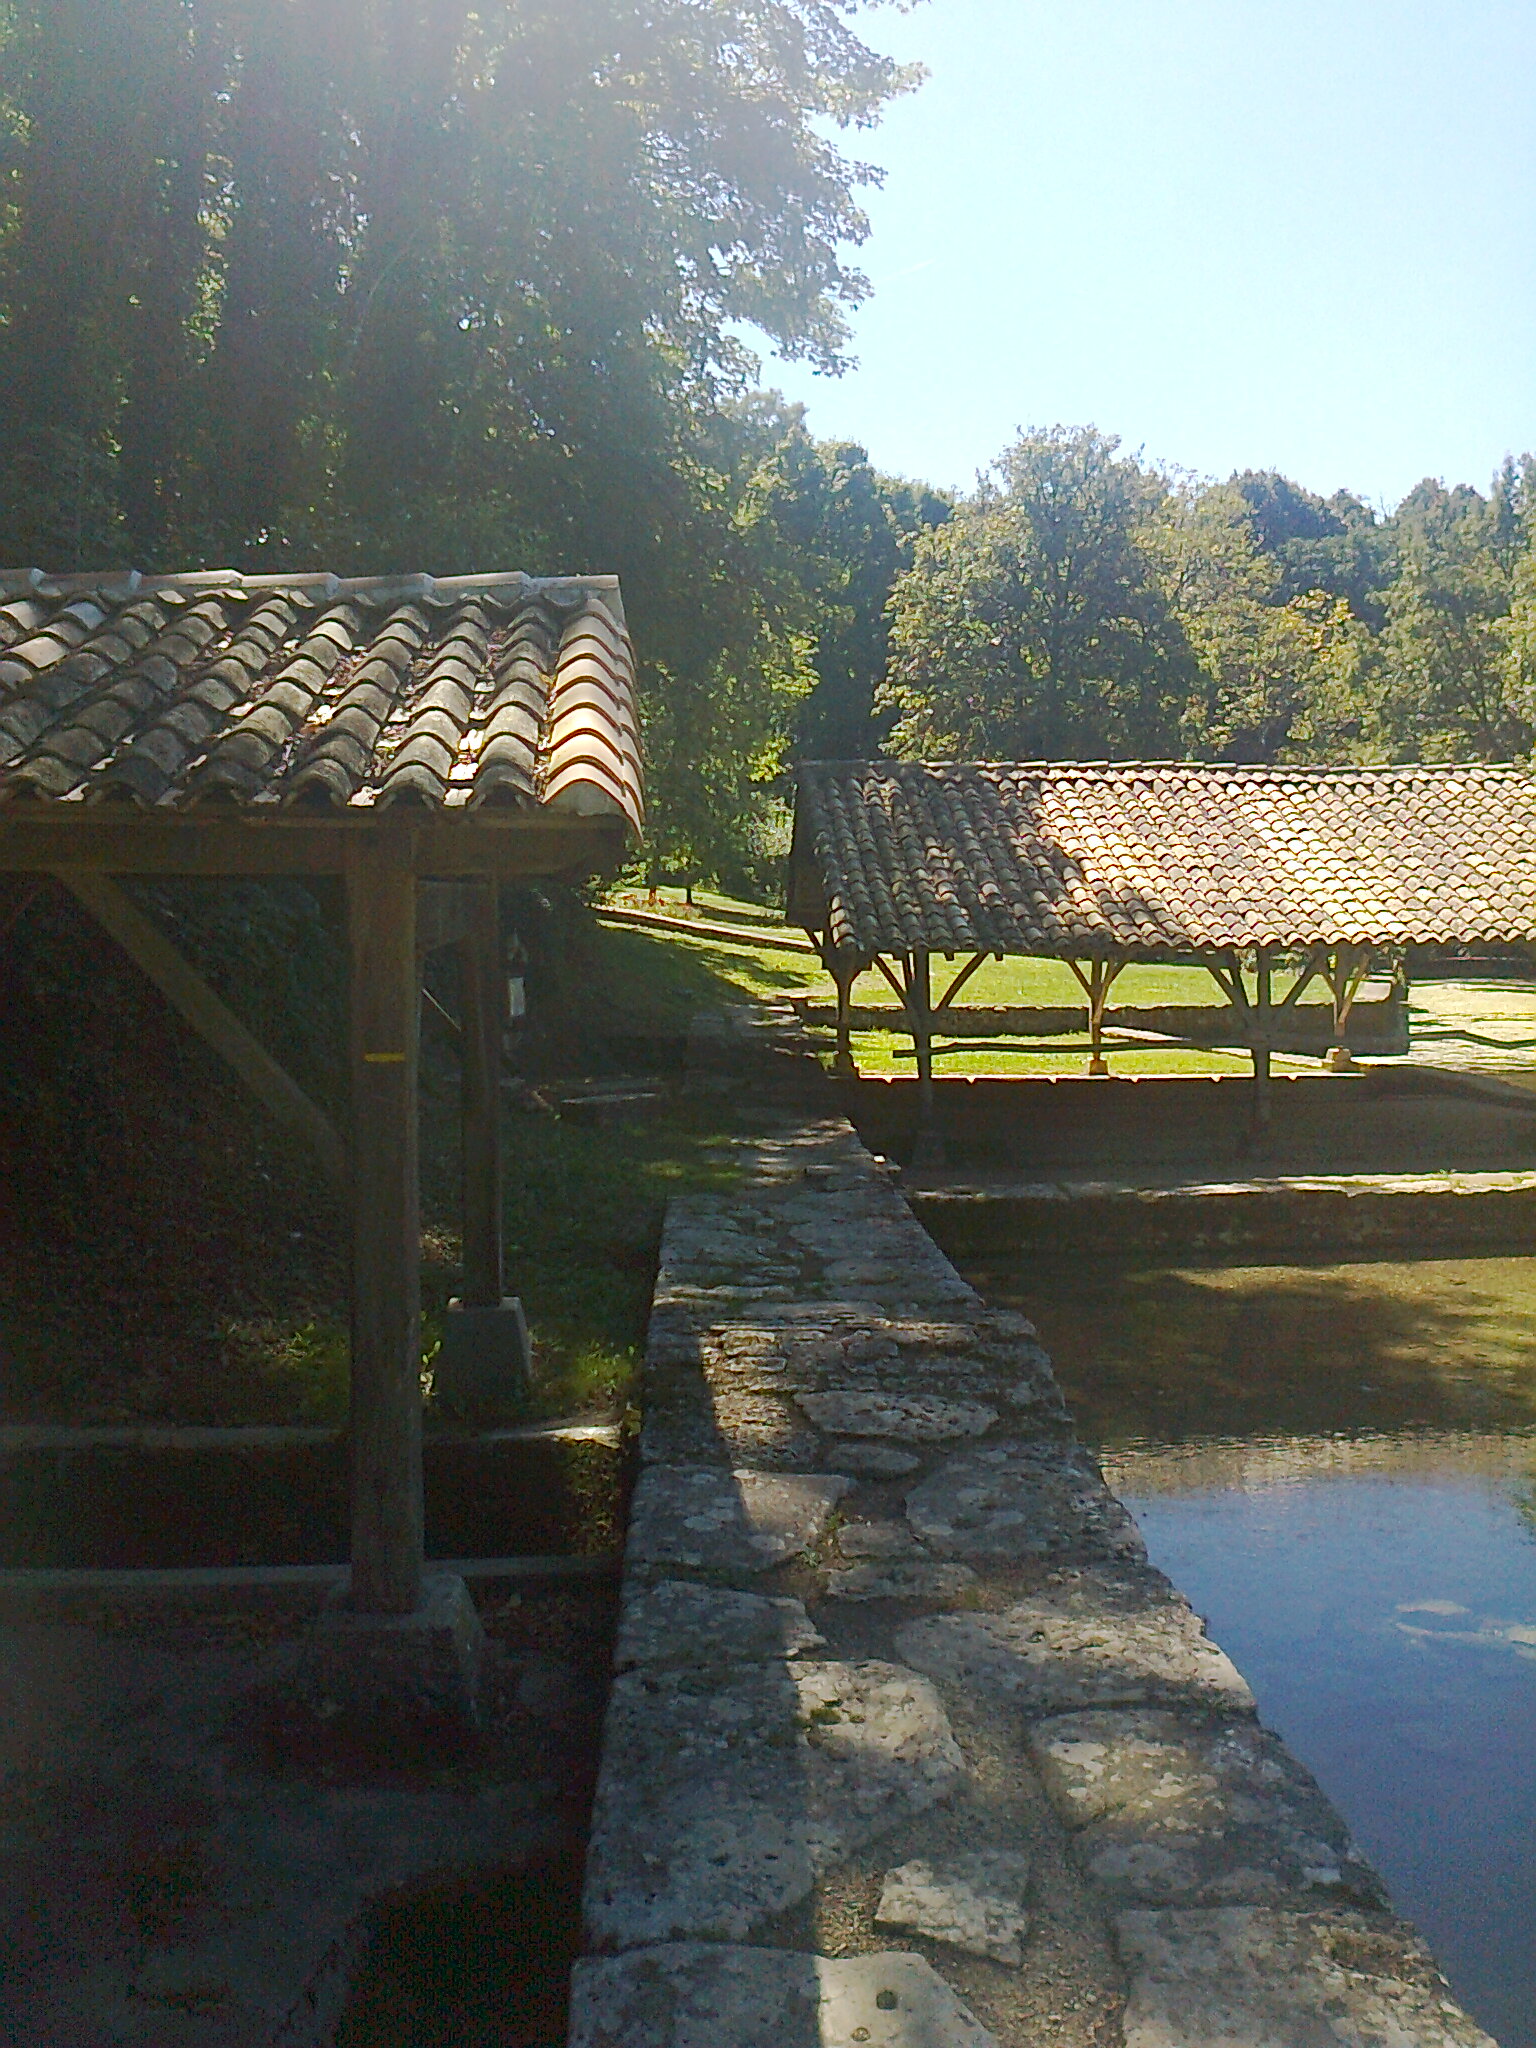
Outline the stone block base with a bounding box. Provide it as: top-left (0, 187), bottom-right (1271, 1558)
top-left (294, 1571), bottom-right (486, 1724)
top-left (433, 1296), bottom-right (532, 1423)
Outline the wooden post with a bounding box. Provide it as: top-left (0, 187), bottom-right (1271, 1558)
top-left (346, 834), bottom-right (423, 1615)
top-left (1326, 945), bottom-right (1369, 1071)
top-left (909, 949), bottom-right (942, 1162)
top-left (1251, 946), bottom-right (1273, 1138)
top-left (1067, 955), bottom-right (1124, 1076)
top-left (457, 880), bottom-right (505, 1307)
top-left (832, 956), bottom-right (858, 1079)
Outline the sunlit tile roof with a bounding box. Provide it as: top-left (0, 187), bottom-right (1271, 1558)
top-left (0, 569), bottom-right (641, 830)
top-left (792, 761), bottom-right (1536, 957)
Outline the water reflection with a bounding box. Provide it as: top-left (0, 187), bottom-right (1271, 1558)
top-left (958, 1252), bottom-right (1536, 2048)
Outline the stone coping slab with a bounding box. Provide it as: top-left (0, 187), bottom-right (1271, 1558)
top-left (625, 1465), bottom-right (852, 1574)
top-left (894, 1566), bottom-right (1255, 1718)
top-left (574, 1008), bottom-right (1492, 2047)
top-left (904, 1445), bottom-right (1148, 1563)
top-left (614, 1581), bottom-right (825, 1672)
top-left (875, 1852), bottom-right (1034, 1967)
top-left (1030, 1708), bottom-right (1384, 1910)
top-left (583, 1659), bottom-right (964, 1947)
top-left (571, 1943), bottom-right (999, 2048)
top-left (1116, 1908), bottom-right (1498, 2047)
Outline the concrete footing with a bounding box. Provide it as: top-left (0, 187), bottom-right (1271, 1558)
top-left (294, 1570), bottom-right (486, 1723)
top-left (433, 1296), bottom-right (533, 1422)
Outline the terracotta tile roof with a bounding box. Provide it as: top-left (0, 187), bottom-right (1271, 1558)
top-left (792, 761), bottom-right (1536, 957)
top-left (0, 570), bottom-right (641, 830)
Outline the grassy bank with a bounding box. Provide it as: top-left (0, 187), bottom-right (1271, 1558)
top-left (600, 885), bottom-right (1361, 1079)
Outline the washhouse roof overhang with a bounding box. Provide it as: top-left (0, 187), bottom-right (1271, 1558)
top-left (0, 568), bottom-right (642, 877)
top-left (790, 761), bottom-right (1536, 963)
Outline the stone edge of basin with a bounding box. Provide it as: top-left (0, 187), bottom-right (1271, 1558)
top-left (567, 1003), bottom-right (1498, 2048)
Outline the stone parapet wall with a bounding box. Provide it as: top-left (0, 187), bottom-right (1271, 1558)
top-left (916, 1171), bottom-right (1536, 1259)
top-left (570, 1007), bottom-right (1495, 2047)
top-left (795, 999), bottom-right (1408, 1054)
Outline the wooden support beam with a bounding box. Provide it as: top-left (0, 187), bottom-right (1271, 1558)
top-left (1325, 944), bottom-right (1372, 1070)
top-left (0, 878), bottom-right (43, 943)
top-left (871, 953), bottom-right (908, 1006)
top-left (346, 836), bottom-right (424, 1615)
top-left (828, 944), bottom-right (861, 1079)
top-left (457, 880), bottom-right (505, 1308)
top-left (0, 813), bottom-right (623, 878)
top-left (932, 951), bottom-right (995, 1015)
top-left (60, 872), bottom-right (348, 1187)
top-left (908, 949), bottom-right (942, 1162)
top-left (1275, 947), bottom-right (1327, 1010)
top-left (1211, 952), bottom-right (1253, 1019)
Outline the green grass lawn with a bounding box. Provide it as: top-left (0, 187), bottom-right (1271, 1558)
top-left (597, 887), bottom-right (1358, 1079)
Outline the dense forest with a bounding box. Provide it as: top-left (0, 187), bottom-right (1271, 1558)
top-left (3, 2), bottom-right (1534, 892)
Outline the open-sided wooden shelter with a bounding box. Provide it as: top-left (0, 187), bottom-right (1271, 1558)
top-left (0, 567), bottom-right (641, 1615)
top-left (790, 761), bottom-right (1536, 1131)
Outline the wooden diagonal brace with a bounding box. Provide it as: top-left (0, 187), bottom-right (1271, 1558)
top-left (59, 873), bottom-right (349, 1189)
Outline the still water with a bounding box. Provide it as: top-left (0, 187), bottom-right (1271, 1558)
top-left (958, 1251), bottom-right (1536, 2047)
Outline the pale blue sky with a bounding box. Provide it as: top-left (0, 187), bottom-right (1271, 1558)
top-left (763, 0), bottom-right (1536, 508)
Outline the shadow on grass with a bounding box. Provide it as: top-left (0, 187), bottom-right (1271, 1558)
top-left (594, 924), bottom-right (823, 1033)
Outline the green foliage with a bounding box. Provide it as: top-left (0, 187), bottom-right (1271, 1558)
top-left (885, 426), bottom-right (1196, 757)
top-left (1229, 470), bottom-right (1393, 624)
top-left (1154, 482), bottom-right (1369, 763)
top-left (749, 405), bottom-right (951, 759)
top-left (0, 0), bottom-right (919, 869)
top-left (882, 426), bottom-right (1536, 772)
top-left (1362, 463), bottom-right (1535, 760)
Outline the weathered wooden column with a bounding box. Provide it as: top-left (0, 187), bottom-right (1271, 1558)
top-left (457, 879), bottom-right (505, 1307)
top-left (1251, 945), bottom-right (1273, 1140)
top-left (346, 832), bottom-right (423, 1615)
top-left (830, 952), bottom-right (859, 1079)
top-left (1087, 960), bottom-right (1108, 1077)
top-left (1326, 944), bottom-right (1367, 1072)
top-left (909, 949), bottom-right (944, 1165)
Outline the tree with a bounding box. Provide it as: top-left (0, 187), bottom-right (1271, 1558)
top-left (1367, 465), bottom-right (1534, 760)
top-left (0, 0), bottom-right (922, 873)
top-left (1230, 470), bottom-right (1393, 624)
top-left (884, 426), bottom-right (1196, 759)
top-left (748, 407), bottom-right (949, 760)
top-left (1156, 482), bottom-right (1368, 763)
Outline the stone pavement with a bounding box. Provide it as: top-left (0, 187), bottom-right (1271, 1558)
top-left (570, 1006), bottom-right (1499, 2047)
